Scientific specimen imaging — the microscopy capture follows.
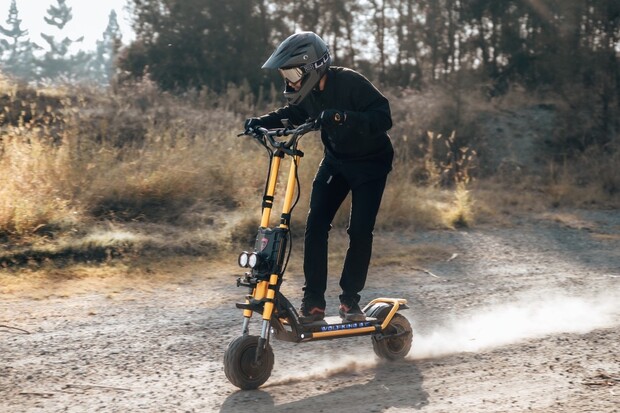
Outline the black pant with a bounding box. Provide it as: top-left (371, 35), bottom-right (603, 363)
top-left (303, 163), bottom-right (388, 308)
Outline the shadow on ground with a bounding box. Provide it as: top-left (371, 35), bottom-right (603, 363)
top-left (219, 360), bottom-right (428, 412)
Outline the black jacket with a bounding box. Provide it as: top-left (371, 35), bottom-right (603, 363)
top-left (258, 67), bottom-right (393, 186)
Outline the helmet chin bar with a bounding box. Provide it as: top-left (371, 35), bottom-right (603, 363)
top-left (283, 65), bottom-right (326, 105)
top-left (283, 75), bottom-right (317, 105)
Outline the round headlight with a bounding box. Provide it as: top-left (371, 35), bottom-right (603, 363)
top-left (238, 251), bottom-right (249, 268)
top-left (248, 252), bottom-right (259, 268)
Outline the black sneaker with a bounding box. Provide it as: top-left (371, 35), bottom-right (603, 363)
top-left (339, 301), bottom-right (366, 322)
top-left (299, 305), bottom-right (325, 323)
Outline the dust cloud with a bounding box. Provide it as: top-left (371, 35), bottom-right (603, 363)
top-left (264, 291), bottom-right (620, 386)
top-left (410, 290), bottom-right (620, 359)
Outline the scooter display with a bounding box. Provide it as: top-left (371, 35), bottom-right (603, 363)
top-left (224, 120), bottom-right (413, 390)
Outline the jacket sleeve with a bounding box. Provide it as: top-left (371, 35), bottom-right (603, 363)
top-left (343, 73), bottom-right (392, 137)
top-left (319, 71), bottom-right (392, 156)
top-left (257, 105), bottom-right (308, 129)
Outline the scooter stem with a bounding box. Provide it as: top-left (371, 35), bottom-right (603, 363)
top-left (260, 153), bottom-right (282, 228)
top-left (279, 154), bottom-right (301, 228)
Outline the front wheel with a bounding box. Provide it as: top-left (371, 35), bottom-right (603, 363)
top-left (372, 313), bottom-right (412, 361)
top-left (224, 335), bottom-right (274, 390)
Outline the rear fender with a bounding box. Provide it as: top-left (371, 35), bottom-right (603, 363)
top-left (364, 301), bottom-right (409, 321)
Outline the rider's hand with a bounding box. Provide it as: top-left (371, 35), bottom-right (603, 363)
top-left (244, 117), bottom-right (263, 131)
top-left (315, 109), bottom-right (346, 130)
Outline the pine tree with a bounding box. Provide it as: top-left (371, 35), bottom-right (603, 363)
top-left (87, 10), bottom-right (122, 85)
top-left (44, 0), bottom-right (72, 29)
top-left (38, 0), bottom-right (89, 81)
top-left (120, 0), bottom-right (274, 93)
top-left (0, 0), bottom-right (40, 80)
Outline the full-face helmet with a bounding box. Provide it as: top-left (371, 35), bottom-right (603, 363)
top-left (262, 31), bottom-right (331, 105)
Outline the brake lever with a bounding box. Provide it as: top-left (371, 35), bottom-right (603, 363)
top-left (238, 127), bottom-right (265, 139)
top-left (238, 127), bottom-right (256, 137)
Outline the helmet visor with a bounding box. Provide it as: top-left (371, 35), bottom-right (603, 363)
top-left (279, 67), bottom-right (305, 84)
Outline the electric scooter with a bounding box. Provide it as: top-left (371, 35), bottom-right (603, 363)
top-left (224, 120), bottom-right (413, 390)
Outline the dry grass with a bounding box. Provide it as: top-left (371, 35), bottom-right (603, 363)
top-left (0, 136), bottom-right (80, 237)
top-left (0, 81), bottom-right (259, 270)
top-left (0, 78), bottom-right (619, 281)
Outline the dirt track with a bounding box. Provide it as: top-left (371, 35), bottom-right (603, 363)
top-left (2, 209), bottom-right (620, 412)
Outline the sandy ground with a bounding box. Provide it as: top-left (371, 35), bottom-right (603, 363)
top-left (1, 209), bottom-right (620, 412)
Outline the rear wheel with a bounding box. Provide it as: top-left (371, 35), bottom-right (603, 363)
top-left (224, 335), bottom-right (274, 389)
top-left (372, 313), bottom-right (412, 360)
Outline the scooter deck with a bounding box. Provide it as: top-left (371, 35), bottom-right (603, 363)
top-left (301, 316), bottom-right (379, 333)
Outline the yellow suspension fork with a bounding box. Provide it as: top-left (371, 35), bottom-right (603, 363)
top-left (242, 148), bottom-right (302, 343)
top-left (242, 152), bottom-right (283, 323)
top-left (261, 153), bottom-right (300, 321)
top-left (256, 153), bottom-right (300, 342)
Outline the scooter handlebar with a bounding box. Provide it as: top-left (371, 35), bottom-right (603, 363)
top-left (240, 120), bottom-right (317, 150)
